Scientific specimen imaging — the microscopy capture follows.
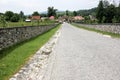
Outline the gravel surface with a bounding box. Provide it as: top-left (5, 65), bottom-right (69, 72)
top-left (43, 23), bottom-right (120, 80)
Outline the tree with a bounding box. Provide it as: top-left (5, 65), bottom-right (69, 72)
top-left (103, 0), bottom-right (109, 8)
top-left (0, 13), bottom-right (4, 16)
top-left (116, 3), bottom-right (120, 22)
top-left (19, 11), bottom-right (24, 20)
top-left (73, 11), bottom-right (77, 16)
top-left (96, 0), bottom-right (104, 23)
top-left (11, 13), bottom-right (20, 22)
top-left (112, 16), bottom-right (117, 23)
top-left (47, 7), bottom-right (57, 17)
top-left (66, 10), bottom-right (69, 16)
top-left (40, 13), bottom-right (47, 17)
top-left (32, 11), bottom-right (40, 16)
top-left (5, 11), bottom-right (14, 21)
top-left (105, 4), bottom-right (116, 23)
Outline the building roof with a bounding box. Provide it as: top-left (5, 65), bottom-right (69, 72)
top-left (32, 16), bottom-right (41, 20)
top-left (49, 16), bottom-right (55, 20)
top-left (74, 16), bottom-right (84, 20)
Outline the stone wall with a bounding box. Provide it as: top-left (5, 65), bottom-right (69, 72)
top-left (75, 23), bottom-right (120, 34)
top-left (0, 24), bottom-right (58, 50)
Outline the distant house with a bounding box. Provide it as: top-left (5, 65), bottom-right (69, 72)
top-left (41, 17), bottom-right (48, 21)
top-left (49, 16), bottom-right (55, 20)
top-left (32, 16), bottom-right (41, 20)
top-left (74, 16), bottom-right (84, 21)
top-left (89, 15), bottom-right (96, 21)
top-left (58, 16), bottom-right (64, 23)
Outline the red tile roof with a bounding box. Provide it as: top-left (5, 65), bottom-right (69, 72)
top-left (32, 16), bottom-right (41, 20)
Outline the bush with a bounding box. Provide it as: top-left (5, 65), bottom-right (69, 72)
top-left (10, 13), bottom-right (20, 22)
top-left (0, 15), bottom-right (7, 27)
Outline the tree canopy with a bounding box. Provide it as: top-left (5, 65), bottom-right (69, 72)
top-left (5, 11), bottom-right (14, 21)
top-left (96, 0), bottom-right (119, 23)
top-left (11, 13), bottom-right (20, 22)
top-left (73, 11), bottom-right (77, 16)
top-left (47, 7), bottom-right (57, 17)
top-left (96, 0), bottom-right (104, 23)
top-left (32, 11), bottom-right (40, 16)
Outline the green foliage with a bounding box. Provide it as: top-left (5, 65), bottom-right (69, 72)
top-left (66, 10), bottom-right (69, 16)
top-left (102, 16), bottom-right (106, 23)
top-left (115, 3), bottom-right (120, 22)
top-left (0, 20), bottom-right (56, 28)
top-left (73, 11), bottom-right (77, 16)
top-left (0, 15), bottom-right (7, 27)
top-left (4, 11), bottom-right (21, 22)
top-left (5, 11), bottom-right (14, 21)
top-left (96, 0), bottom-right (119, 23)
top-left (40, 13), bottom-right (47, 17)
top-left (77, 8), bottom-right (97, 16)
top-left (105, 4), bottom-right (116, 23)
top-left (103, 0), bottom-right (109, 8)
top-left (32, 11), bottom-right (40, 16)
top-left (84, 16), bottom-right (90, 23)
top-left (0, 13), bottom-right (4, 15)
top-left (112, 16), bottom-right (117, 23)
top-left (19, 11), bottom-right (25, 21)
top-left (96, 0), bottom-right (104, 23)
top-left (11, 13), bottom-right (20, 22)
top-left (47, 7), bottom-right (57, 17)
top-left (57, 12), bottom-right (65, 17)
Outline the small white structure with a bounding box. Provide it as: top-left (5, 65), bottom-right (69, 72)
top-left (41, 17), bottom-right (48, 21)
top-left (25, 19), bottom-right (31, 22)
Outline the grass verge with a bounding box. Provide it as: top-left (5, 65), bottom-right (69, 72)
top-left (72, 23), bottom-right (120, 38)
top-left (0, 24), bottom-right (61, 80)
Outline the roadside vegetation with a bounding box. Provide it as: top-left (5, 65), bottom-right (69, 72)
top-left (0, 7), bottom-right (57, 28)
top-left (0, 20), bottom-right (56, 28)
top-left (0, 24), bottom-right (61, 80)
top-left (72, 23), bottom-right (120, 38)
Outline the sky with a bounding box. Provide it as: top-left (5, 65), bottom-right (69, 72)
top-left (0, 0), bottom-right (119, 15)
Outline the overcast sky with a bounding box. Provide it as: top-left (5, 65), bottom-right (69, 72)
top-left (0, 0), bottom-right (119, 14)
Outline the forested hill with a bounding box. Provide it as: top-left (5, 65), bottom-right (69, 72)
top-left (77, 8), bottom-right (97, 16)
top-left (55, 8), bottom-right (97, 17)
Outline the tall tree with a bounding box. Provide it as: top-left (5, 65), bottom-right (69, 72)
top-left (105, 4), bottom-right (116, 23)
top-left (47, 7), bottom-right (57, 17)
top-left (19, 11), bottom-right (24, 19)
top-left (96, 0), bottom-right (104, 23)
top-left (66, 10), bottom-right (69, 16)
top-left (32, 11), bottom-right (40, 16)
top-left (73, 11), bottom-right (77, 16)
top-left (116, 3), bottom-right (120, 22)
top-left (5, 11), bottom-right (14, 21)
top-left (103, 0), bottom-right (109, 8)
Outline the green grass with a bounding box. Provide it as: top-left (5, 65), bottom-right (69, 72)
top-left (0, 24), bottom-right (61, 80)
top-left (72, 23), bottom-right (120, 38)
top-left (0, 21), bottom-right (56, 28)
